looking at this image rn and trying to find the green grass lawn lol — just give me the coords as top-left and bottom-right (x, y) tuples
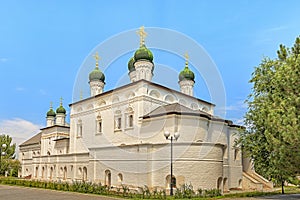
(1, 177), (300, 199)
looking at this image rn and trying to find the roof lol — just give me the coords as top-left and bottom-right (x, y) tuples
(143, 103), (211, 119)
(70, 79), (215, 107)
(142, 103), (237, 125)
(19, 132), (42, 147)
(40, 124), (70, 130)
(53, 137), (69, 141)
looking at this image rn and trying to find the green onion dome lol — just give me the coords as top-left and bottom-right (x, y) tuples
(89, 67), (105, 82)
(134, 44), (153, 62)
(128, 57), (135, 72)
(56, 105), (66, 114)
(179, 66), (195, 81)
(47, 108), (56, 117)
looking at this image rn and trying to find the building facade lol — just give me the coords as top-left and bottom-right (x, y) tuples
(19, 27), (263, 192)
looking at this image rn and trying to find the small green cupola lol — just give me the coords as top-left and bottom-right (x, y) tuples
(46, 102), (56, 117)
(179, 66), (195, 81)
(134, 44), (153, 62)
(89, 52), (105, 82)
(89, 67), (105, 82)
(128, 57), (135, 72)
(56, 97), (66, 114)
(179, 53), (195, 82)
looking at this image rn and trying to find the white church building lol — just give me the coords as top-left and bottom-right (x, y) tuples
(19, 27), (271, 192)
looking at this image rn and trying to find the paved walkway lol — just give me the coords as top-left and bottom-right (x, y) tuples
(224, 194), (300, 200)
(0, 184), (119, 200)
(1, 184), (300, 200)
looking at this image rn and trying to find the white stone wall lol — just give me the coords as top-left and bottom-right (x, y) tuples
(19, 79), (244, 191)
(87, 142), (223, 189)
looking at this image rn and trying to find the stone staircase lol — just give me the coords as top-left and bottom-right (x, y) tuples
(242, 171), (273, 191)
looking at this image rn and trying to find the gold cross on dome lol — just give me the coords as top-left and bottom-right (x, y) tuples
(50, 101), (53, 109)
(184, 52), (189, 61)
(60, 97), (63, 105)
(184, 52), (189, 67)
(137, 26), (147, 46)
(93, 52), (100, 67)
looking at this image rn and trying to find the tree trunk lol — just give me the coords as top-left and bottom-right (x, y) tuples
(281, 180), (285, 194)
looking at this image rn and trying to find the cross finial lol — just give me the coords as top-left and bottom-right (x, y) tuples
(184, 52), (189, 67)
(93, 52), (100, 67)
(60, 97), (63, 106)
(184, 52), (189, 61)
(136, 26), (147, 47)
(50, 101), (53, 109)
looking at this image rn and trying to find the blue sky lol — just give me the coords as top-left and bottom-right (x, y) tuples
(0, 0), (300, 145)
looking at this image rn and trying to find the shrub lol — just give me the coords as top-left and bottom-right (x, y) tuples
(0, 178), (222, 199)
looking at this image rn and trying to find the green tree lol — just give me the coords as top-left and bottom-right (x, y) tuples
(0, 134), (17, 176)
(240, 36), (300, 194)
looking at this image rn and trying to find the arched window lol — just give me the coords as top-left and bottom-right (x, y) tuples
(49, 167), (54, 180)
(83, 167), (87, 181)
(117, 173), (123, 184)
(128, 115), (133, 127)
(125, 107), (134, 129)
(166, 175), (176, 189)
(35, 167), (38, 178)
(223, 177), (228, 192)
(41, 167), (45, 179)
(238, 179), (242, 188)
(234, 148), (241, 160)
(114, 110), (122, 131)
(63, 166), (67, 180)
(77, 119), (83, 137)
(60, 167), (63, 176)
(78, 167), (82, 178)
(217, 177), (222, 190)
(105, 170), (111, 186)
(96, 115), (102, 134)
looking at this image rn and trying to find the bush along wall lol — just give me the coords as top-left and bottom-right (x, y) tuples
(0, 177), (222, 199)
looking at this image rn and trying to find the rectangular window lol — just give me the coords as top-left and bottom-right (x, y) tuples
(77, 124), (82, 137)
(114, 116), (122, 131)
(97, 120), (102, 133)
(128, 114), (133, 127)
(114, 111), (122, 132)
(117, 117), (121, 129)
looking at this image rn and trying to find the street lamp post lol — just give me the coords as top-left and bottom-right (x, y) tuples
(164, 131), (180, 196)
(0, 143), (7, 175)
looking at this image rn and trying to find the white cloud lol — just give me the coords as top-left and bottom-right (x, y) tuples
(39, 89), (47, 95)
(0, 118), (42, 148)
(216, 100), (247, 113)
(0, 58), (8, 62)
(233, 118), (244, 126)
(264, 25), (288, 33)
(16, 87), (25, 92)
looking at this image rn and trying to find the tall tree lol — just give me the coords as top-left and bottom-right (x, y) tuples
(0, 134), (17, 175)
(240, 36), (300, 194)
